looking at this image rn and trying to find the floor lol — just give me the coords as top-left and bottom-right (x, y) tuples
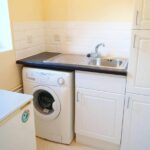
(37, 138), (97, 150)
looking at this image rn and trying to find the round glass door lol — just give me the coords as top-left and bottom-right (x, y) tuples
(33, 86), (61, 120)
(34, 90), (55, 115)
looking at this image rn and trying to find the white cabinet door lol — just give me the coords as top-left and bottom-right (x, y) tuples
(121, 94), (150, 150)
(134, 0), (150, 29)
(127, 30), (150, 95)
(75, 88), (124, 145)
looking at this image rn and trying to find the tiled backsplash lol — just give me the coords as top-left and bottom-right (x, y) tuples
(13, 21), (132, 60)
(13, 22), (45, 60)
(45, 21), (132, 58)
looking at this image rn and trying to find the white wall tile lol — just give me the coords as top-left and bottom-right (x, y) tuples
(13, 21), (46, 60)
(45, 21), (132, 58)
(13, 21), (132, 60)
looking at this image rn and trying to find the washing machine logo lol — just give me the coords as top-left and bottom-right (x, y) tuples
(22, 110), (30, 123)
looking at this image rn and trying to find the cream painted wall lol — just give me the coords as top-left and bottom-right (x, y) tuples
(0, 51), (22, 90)
(9, 0), (44, 22)
(44, 0), (69, 21)
(43, 0), (133, 22)
(0, 0), (44, 90)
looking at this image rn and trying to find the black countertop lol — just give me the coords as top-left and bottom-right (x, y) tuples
(16, 52), (127, 76)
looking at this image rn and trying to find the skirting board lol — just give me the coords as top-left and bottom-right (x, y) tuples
(76, 134), (120, 150)
(12, 85), (23, 93)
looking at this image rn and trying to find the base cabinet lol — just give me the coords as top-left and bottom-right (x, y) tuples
(121, 94), (150, 150)
(75, 71), (126, 149)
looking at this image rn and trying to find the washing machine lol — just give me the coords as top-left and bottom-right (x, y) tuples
(22, 67), (74, 144)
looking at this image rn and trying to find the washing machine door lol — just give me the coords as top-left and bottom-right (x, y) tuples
(32, 86), (61, 120)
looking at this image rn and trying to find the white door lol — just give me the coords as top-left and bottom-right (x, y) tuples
(134, 0), (150, 29)
(121, 94), (150, 150)
(75, 88), (125, 144)
(127, 30), (150, 95)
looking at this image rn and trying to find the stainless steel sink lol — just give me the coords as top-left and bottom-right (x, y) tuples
(43, 54), (128, 70)
(88, 58), (128, 70)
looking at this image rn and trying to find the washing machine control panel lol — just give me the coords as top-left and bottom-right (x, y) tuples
(37, 72), (50, 83)
(26, 72), (36, 81)
(25, 71), (66, 86)
(57, 78), (65, 85)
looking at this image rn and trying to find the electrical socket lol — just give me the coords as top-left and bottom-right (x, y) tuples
(27, 35), (33, 44)
(65, 35), (72, 42)
(53, 34), (61, 42)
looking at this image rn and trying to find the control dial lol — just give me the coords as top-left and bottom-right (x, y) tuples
(57, 78), (65, 85)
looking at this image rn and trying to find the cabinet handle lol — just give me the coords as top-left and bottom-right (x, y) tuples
(135, 11), (139, 26)
(77, 92), (80, 102)
(127, 97), (131, 109)
(133, 35), (136, 48)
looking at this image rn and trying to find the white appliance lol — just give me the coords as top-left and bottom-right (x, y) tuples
(23, 67), (74, 144)
(0, 90), (36, 150)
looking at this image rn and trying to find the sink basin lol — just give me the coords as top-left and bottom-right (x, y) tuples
(88, 58), (128, 70)
(43, 54), (128, 70)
